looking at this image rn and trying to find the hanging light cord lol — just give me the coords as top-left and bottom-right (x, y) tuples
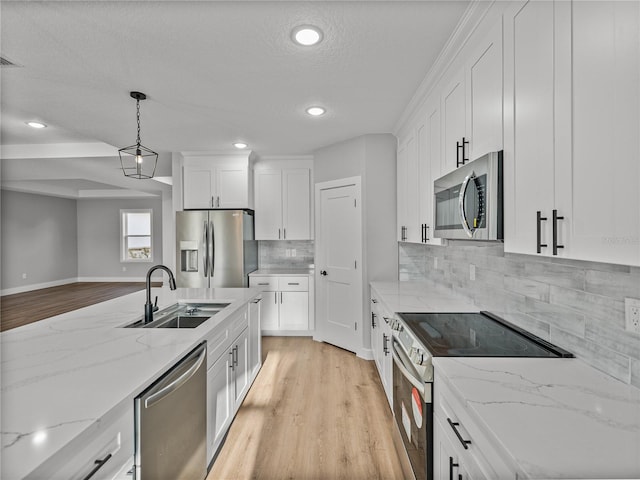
(136, 99), (142, 147)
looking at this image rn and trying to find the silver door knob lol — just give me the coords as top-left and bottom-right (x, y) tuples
(320, 270), (328, 276)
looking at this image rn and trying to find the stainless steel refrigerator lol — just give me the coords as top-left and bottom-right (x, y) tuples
(176, 209), (257, 288)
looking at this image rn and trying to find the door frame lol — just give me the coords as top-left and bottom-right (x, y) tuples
(313, 176), (365, 357)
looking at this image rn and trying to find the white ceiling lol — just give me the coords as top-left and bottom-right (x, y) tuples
(0, 1), (470, 198)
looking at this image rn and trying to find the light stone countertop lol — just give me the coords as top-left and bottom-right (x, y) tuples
(434, 357), (640, 479)
(371, 280), (640, 479)
(0, 286), (261, 480)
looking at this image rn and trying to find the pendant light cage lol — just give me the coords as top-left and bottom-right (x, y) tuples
(119, 91), (158, 180)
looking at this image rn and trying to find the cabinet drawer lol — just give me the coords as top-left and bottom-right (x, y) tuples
(434, 373), (516, 479)
(249, 276), (278, 291)
(228, 306), (249, 341)
(278, 276), (308, 291)
(27, 404), (133, 480)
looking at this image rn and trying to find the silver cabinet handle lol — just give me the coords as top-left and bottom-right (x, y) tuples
(211, 196), (214, 208)
(280, 292), (283, 303)
(287, 282), (299, 285)
(278, 228), (281, 239)
(81, 453), (113, 480)
(229, 350), (235, 370)
(233, 345), (239, 366)
(258, 282), (269, 285)
(274, 291), (278, 304)
(209, 220), (215, 276)
(552, 209), (565, 255)
(217, 196), (220, 207)
(145, 345), (206, 408)
(283, 228), (286, 239)
(251, 298), (262, 303)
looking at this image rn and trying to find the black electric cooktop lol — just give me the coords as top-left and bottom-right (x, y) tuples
(397, 311), (573, 358)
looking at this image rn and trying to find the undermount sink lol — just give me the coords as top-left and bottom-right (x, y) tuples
(124, 302), (230, 329)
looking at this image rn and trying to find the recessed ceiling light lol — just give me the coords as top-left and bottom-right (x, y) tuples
(233, 142), (248, 149)
(306, 106), (326, 117)
(292, 25), (323, 46)
(26, 121), (47, 129)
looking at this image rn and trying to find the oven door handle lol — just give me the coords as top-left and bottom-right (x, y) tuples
(392, 339), (428, 401)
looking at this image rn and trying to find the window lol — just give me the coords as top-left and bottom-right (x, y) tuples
(121, 209), (153, 262)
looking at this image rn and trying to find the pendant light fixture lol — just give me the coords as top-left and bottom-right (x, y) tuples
(119, 91), (158, 179)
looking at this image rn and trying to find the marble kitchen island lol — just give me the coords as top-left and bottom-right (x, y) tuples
(0, 286), (261, 480)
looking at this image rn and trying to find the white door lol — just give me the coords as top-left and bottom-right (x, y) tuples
(316, 180), (362, 354)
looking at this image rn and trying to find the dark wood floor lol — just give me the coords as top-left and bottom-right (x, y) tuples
(0, 282), (161, 332)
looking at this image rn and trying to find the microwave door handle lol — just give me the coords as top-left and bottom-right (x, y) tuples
(458, 170), (476, 238)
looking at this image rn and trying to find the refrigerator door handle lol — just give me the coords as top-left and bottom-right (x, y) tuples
(209, 220), (215, 277)
(203, 220), (209, 278)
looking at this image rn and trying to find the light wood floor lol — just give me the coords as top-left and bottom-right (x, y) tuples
(0, 282), (160, 331)
(207, 337), (404, 480)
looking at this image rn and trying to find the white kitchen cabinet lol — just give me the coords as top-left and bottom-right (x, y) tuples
(397, 133), (420, 243)
(207, 346), (232, 462)
(249, 274), (312, 334)
(568, 0), (640, 265)
(27, 403), (133, 480)
(433, 370), (517, 480)
(183, 155), (252, 209)
(370, 289), (393, 409)
(441, 21), (503, 176)
(254, 168), (311, 240)
(504, 0), (639, 266)
(248, 297), (262, 378)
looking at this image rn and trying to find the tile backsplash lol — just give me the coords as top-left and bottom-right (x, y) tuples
(399, 241), (640, 388)
(258, 240), (314, 269)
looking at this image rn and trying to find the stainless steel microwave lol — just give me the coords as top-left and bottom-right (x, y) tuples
(433, 151), (503, 240)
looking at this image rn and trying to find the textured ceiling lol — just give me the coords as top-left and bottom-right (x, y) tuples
(0, 1), (470, 196)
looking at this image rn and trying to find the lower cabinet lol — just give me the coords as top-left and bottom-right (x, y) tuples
(370, 288), (393, 409)
(26, 403), (133, 480)
(205, 301), (260, 465)
(249, 274), (311, 334)
(433, 370), (516, 480)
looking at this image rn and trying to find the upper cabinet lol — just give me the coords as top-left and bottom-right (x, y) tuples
(183, 154), (253, 210)
(504, 0), (640, 265)
(441, 21), (504, 175)
(254, 161), (312, 241)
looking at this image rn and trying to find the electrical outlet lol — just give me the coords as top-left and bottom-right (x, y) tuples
(625, 298), (640, 334)
(22, 273), (27, 279)
(469, 264), (476, 281)
(122, 266), (127, 272)
(291, 249), (296, 257)
(434, 257), (438, 269)
(285, 249), (291, 257)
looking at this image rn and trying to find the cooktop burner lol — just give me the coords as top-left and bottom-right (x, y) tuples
(397, 311), (573, 358)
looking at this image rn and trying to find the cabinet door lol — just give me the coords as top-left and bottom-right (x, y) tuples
(467, 21), (503, 159)
(217, 166), (249, 208)
(279, 291), (309, 330)
(570, 0), (640, 265)
(207, 352), (232, 462)
(503, 0), (556, 255)
(260, 291), (279, 331)
(442, 68), (467, 174)
(417, 121), (431, 243)
(282, 168), (311, 240)
(254, 170), (283, 240)
(183, 165), (214, 209)
(233, 329), (249, 406)
(248, 298), (261, 377)
(397, 140), (408, 242)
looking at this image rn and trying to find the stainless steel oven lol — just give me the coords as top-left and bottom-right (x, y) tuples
(434, 151), (503, 240)
(392, 336), (433, 480)
(389, 311), (573, 480)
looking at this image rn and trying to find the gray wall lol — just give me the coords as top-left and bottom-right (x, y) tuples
(314, 134), (398, 350)
(1, 190), (78, 290)
(399, 241), (640, 388)
(77, 198), (163, 279)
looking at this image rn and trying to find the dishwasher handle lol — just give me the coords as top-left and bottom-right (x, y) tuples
(144, 343), (206, 408)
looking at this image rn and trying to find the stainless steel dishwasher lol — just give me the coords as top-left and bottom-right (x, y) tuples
(134, 342), (207, 480)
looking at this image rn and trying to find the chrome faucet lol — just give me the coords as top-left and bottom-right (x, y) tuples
(144, 264), (177, 324)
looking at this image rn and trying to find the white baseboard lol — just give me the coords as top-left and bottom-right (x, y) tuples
(77, 277), (147, 283)
(1, 276), (151, 296)
(261, 330), (314, 337)
(1, 277), (79, 296)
